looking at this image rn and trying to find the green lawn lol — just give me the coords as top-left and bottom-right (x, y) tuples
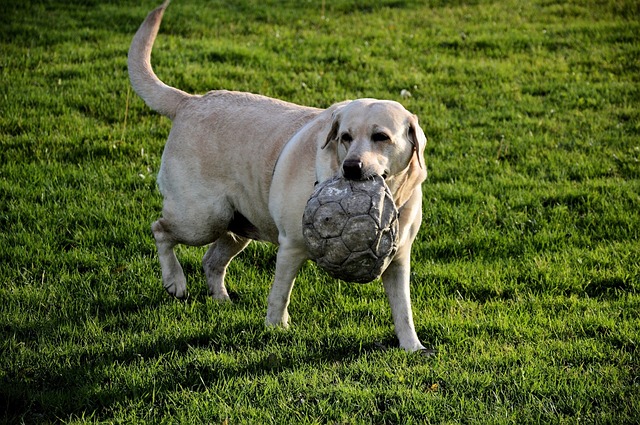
(1, 0), (639, 423)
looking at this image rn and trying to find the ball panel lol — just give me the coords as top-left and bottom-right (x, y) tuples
(302, 225), (325, 258)
(340, 193), (371, 216)
(372, 227), (397, 258)
(342, 250), (379, 283)
(351, 177), (380, 195)
(380, 191), (398, 229)
(302, 197), (321, 225)
(342, 215), (378, 252)
(312, 202), (347, 238)
(320, 237), (351, 266)
(317, 182), (350, 204)
(368, 189), (394, 228)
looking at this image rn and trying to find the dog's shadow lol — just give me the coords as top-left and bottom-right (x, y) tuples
(2, 288), (420, 422)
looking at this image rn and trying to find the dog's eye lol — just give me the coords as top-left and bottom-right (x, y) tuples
(372, 132), (390, 143)
(340, 133), (353, 143)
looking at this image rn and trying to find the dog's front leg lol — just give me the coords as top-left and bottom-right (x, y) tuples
(265, 241), (308, 327)
(382, 254), (425, 352)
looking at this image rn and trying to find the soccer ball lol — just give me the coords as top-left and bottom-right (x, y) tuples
(302, 175), (399, 283)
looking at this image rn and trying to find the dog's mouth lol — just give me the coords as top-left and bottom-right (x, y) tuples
(341, 161), (389, 181)
(344, 172), (388, 182)
(365, 170), (389, 181)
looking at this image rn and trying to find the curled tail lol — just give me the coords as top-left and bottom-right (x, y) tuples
(128, 0), (190, 119)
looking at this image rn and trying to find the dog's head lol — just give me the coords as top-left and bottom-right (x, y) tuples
(319, 99), (427, 206)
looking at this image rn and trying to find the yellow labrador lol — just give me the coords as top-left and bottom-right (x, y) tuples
(129, 1), (429, 352)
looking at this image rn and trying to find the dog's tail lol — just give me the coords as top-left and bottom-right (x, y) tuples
(128, 0), (190, 119)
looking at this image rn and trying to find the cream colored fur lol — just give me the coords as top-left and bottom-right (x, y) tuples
(128, 1), (429, 352)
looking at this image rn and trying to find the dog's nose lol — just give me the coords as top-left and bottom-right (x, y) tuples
(342, 159), (364, 180)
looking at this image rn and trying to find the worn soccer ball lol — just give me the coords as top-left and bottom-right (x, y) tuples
(302, 175), (399, 283)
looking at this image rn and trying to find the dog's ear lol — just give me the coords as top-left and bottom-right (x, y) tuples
(322, 103), (350, 149)
(322, 116), (340, 150)
(407, 114), (427, 169)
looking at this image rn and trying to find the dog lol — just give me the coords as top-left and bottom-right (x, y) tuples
(128, 1), (429, 352)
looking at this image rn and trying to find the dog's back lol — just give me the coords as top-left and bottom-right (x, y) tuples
(159, 89), (320, 243)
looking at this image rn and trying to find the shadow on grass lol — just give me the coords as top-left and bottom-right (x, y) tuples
(0, 293), (415, 423)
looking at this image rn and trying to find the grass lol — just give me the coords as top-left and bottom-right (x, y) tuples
(1, 0), (639, 423)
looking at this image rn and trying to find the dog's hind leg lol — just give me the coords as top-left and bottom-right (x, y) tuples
(203, 233), (250, 301)
(152, 218), (187, 299)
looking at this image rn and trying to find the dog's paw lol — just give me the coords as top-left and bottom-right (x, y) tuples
(163, 277), (187, 299)
(210, 292), (232, 302)
(265, 312), (290, 329)
(208, 284), (234, 302)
